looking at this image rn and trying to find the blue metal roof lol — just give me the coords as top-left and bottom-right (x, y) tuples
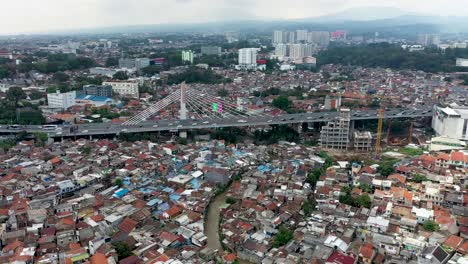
(76, 94), (112, 102)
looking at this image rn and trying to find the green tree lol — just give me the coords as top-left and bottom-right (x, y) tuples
(226, 197), (237, 204)
(0, 139), (16, 152)
(33, 132), (48, 147)
(81, 146), (92, 156)
(29, 90), (45, 100)
(302, 199), (316, 216)
(272, 95), (292, 111)
(423, 220), (440, 232)
(106, 57), (119, 67)
(141, 65), (162, 76)
(355, 194), (372, 208)
(217, 89), (229, 97)
(113, 71), (129, 80)
(6, 87), (26, 107)
(411, 173), (429, 183)
(115, 178), (123, 187)
(359, 183), (373, 193)
(52, 71), (70, 83)
(378, 158), (398, 176)
(273, 226), (294, 248)
(113, 242), (133, 260)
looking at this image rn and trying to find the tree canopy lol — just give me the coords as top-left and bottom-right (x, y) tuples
(272, 95), (292, 111)
(272, 226), (294, 248)
(317, 43), (468, 73)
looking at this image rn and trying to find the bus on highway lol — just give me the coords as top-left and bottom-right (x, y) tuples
(43, 125), (58, 130)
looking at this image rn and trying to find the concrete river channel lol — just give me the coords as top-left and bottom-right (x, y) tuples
(205, 189), (253, 264)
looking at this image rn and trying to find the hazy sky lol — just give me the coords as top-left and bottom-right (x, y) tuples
(1, 0), (467, 35)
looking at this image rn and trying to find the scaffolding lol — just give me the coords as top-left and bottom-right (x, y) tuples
(353, 131), (373, 152)
(319, 108), (351, 150)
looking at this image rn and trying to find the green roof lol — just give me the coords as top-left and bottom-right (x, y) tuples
(71, 253), (90, 262)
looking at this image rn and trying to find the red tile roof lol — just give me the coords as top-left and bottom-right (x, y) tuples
(444, 235), (463, 249)
(159, 231), (179, 243)
(91, 252), (108, 264)
(450, 151), (465, 162)
(119, 217), (138, 233)
(360, 243), (374, 259)
(327, 251), (355, 264)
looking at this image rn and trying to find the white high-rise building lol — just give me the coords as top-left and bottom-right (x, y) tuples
(181, 50), (194, 64)
(287, 44), (315, 59)
(238, 48), (258, 69)
(47, 91), (76, 110)
(288, 31), (296, 44)
(296, 30), (308, 42)
(289, 44), (303, 59)
(273, 30), (285, 44)
(307, 31), (330, 46)
(274, 44), (288, 58)
(418, 34), (440, 46)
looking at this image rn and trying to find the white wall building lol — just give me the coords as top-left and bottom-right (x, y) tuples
(181, 50), (194, 64)
(296, 30), (308, 42)
(273, 30), (285, 44)
(103, 80), (139, 98)
(274, 44), (288, 58)
(432, 105), (468, 142)
(456, 58), (468, 67)
(47, 91), (76, 110)
(237, 48), (258, 70)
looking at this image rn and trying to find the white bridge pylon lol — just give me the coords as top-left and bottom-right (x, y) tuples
(122, 82), (271, 126)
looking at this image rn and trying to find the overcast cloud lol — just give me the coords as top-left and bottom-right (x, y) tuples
(1, 0), (467, 35)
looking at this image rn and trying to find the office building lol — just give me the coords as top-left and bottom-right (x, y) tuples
(274, 44), (288, 58)
(432, 105), (468, 142)
(118, 58), (150, 70)
(296, 30), (308, 42)
(418, 34), (440, 46)
(103, 80), (139, 98)
(319, 108), (351, 150)
(237, 48), (258, 70)
(47, 91), (76, 110)
(181, 50), (194, 64)
(82, 84), (113, 98)
(201, 46), (222, 56)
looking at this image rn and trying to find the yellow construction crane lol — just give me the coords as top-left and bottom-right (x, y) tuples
(375, 106), (384, 155)
(375, 78), (391, 155)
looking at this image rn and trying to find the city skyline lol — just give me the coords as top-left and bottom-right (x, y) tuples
(2, 0), (468, 35)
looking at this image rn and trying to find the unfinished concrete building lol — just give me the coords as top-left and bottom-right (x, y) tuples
(353, 131), (372, 152)
(319, 108), (351, 150)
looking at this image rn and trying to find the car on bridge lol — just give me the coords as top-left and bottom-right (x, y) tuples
(237, 120), (247, 123)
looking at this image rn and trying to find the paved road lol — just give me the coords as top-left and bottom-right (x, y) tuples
(0, 107), (433, 138)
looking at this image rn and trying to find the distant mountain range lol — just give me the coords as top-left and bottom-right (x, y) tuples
(49, 6), (468, 36)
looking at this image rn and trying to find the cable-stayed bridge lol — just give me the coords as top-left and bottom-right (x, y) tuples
(0, 83), (433, 138)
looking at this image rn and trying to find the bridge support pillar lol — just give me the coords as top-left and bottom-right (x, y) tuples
(295, 123), (303, 134)
(179, 130), (187, 139)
